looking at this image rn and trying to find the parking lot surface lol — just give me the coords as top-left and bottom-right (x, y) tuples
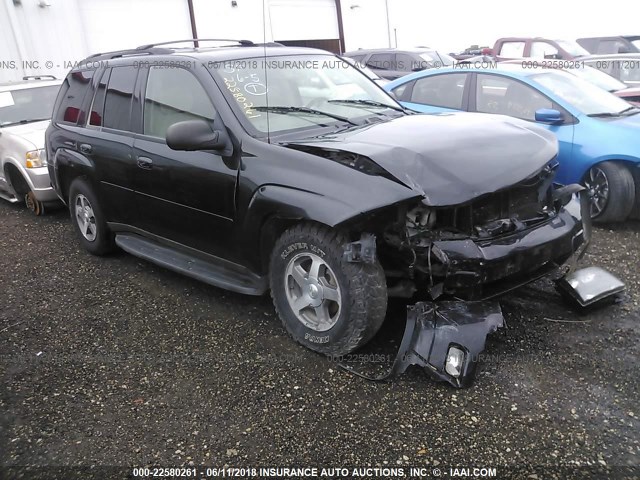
(1, 202), (639, 473)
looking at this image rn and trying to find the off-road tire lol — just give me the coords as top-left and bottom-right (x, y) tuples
(270, 223), (387, 356)
(68, 177), (115, 256)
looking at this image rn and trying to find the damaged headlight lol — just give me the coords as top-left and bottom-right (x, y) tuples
(445, 345), (465, 378)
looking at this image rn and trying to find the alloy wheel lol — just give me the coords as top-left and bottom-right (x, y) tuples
(75, 194), (97, 242)
(584, 166), (609, 218)
(284, 252), (342, 332)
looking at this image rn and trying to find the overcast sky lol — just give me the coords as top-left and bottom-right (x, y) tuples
(382, 0), (640, 52)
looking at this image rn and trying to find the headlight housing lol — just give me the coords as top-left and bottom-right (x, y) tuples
(445, 345), (465, 378)
(26, 149), (47, 168)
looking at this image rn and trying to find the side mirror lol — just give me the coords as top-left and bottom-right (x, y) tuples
(535, 108), (564, 124)
(166, 119), (229, 153)
(544, 53), (562, 60)
(618, 45), (631, 54)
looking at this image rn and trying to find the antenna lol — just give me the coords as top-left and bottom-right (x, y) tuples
(262, 0), (271, 143)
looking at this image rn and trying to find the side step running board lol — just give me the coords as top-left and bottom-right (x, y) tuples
(0, 190), (19, 203)
(115, 234), (267, 296)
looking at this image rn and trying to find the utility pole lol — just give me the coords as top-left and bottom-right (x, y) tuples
(385, 0), (392, 48)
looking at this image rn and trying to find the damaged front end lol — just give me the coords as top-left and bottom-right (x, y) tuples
(380, 161), (592, 301)
(342, 164), (624, 388)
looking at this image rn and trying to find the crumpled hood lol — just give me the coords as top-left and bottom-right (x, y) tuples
(1, 120), (49, 150)
(287, 112), (558, 206)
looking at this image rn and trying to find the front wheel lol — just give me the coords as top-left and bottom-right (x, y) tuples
(584, 162), (635, 223)
(24, 190), (45, 216)
(269, 223), (387, 355)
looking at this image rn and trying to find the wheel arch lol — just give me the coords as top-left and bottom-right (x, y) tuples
(578, 156), (640, 183)
(3, 160), (30, 197)
(247, 185), (419, 275)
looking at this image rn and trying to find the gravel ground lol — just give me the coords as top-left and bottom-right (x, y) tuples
(1, 201), (639, 477)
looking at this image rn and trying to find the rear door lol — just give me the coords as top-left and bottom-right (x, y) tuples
(131, 65), (237, 259)
(78, 66), (139, 225)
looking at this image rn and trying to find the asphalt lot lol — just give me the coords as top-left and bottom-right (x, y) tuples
(1, 201), (639, 476)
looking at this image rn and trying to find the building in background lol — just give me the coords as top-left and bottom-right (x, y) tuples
(2, 0), (639, 83)
(1, 0), (383, 83)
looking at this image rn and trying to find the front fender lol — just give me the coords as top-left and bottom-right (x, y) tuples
(239, 183), (419, 273)
(2, 157), (34, 191)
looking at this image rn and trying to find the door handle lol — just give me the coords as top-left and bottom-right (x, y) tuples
(137, 156), (153, 169)
(79, 143), (92, 154)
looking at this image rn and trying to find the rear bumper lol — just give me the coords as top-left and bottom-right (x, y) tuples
(432, 193), (589, 299)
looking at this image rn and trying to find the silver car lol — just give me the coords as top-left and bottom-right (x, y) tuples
(0, 76), (62, 215)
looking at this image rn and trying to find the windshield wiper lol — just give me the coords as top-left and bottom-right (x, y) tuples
(619, 106), (640, 116)
(253, 106), (356, 125)
(0, 117), (50, 127)
(587, 112), (621, 118)
(328, 99), (406, 112)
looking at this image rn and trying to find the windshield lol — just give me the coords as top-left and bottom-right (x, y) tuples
(421, 52), (455, 67)
(0, 85), (59, 126)
(554, 40), (590, 57)
(212, 55), (401, 135)
(531, 71), (631, 115)
(569, 66), (627, 91)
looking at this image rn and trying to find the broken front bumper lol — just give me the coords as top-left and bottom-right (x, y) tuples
(432, 193), (590, 299)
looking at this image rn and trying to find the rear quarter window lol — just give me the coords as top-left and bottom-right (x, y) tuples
(55, 70), (94, 124)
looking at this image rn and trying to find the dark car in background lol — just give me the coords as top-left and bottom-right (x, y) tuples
(46, 41), (596, 387)
(342, 48), (455, 80)
(582, 54), (640, 87)
(578, 36), (640, 55)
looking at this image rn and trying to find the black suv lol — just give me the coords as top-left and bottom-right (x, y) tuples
(47, 40), (592, 384)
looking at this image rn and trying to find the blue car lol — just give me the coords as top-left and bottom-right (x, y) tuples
(385, 64), (640, 222)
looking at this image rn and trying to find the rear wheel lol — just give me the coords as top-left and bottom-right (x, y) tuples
(270, 223), (387, 355)
(584, 162), (635, 223)
(68, 178), (115, 255)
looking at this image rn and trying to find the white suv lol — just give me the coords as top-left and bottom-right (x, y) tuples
(0, 76), (62, 214)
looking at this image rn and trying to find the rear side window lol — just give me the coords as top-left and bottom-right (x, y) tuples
(410, 73), (467, 109)
(143, 66), (216, 138)
(391, 81), (414, 101)
(103, 66), (137, 131)
(55, 70), (94, 124)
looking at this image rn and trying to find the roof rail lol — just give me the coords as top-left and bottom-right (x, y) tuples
(85, 47), (174, 62)
(136, 38), (255, 50)
(22, 75), (57, 80)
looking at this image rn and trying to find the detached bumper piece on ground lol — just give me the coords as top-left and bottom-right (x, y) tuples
(342, 269), (625, 389)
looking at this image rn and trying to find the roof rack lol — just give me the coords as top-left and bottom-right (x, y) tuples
(81, 39), (257, 65)
(85, 47), (174, 62)
(136, 38), (255, 50)
(22, 75), (57, 80)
